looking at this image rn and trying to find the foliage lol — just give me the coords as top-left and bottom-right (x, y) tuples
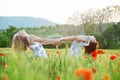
(84, 23), (97, 35)
(0, 21), (120, 49)
(0, 26), (19, 47)
(96, 22), (120, 49)
(67, 5), (120, 35)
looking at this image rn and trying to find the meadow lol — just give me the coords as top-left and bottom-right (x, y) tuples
(0, 48), (120, 80)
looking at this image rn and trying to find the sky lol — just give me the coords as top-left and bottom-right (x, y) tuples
(0, 0), (120, 24)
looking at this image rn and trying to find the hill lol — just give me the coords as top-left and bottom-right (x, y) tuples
(0, 16), (56, 29)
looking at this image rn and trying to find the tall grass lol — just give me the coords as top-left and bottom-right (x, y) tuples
(0, 48), (120, 80)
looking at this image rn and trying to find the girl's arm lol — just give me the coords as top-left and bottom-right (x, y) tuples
(59, 36), (87, 42)
(40, 39), (60, 45)
(30, 35), (59, 45)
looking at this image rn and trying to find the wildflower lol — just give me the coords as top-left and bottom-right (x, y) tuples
(91, 51), (97, 59)
(91, 67), (97, 74)
(112, 70), (116, 73)
(110, 55), (116, 60)
(103, 75), (109, 80)
(118, 61), (120, 66)
(0, 53), (4, 56)
(97, 50), (105, 54)
(57, 75), (61, 80)
(56, 50), (60, 54)
(3, 62), (7, 67)
(75, 68), (93, 80)
(84, 56), (87, 59)
(3, 75), (7, 80)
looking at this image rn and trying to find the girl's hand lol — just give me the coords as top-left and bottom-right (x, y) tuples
(53, 39), (61, 45)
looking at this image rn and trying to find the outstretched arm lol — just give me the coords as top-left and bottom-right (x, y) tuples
(59, 36), (87, 42)
(30, 35), (59, 45)
(40, 39), (59, 45)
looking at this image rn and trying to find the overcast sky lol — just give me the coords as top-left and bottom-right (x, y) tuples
(0, 0), (120, 24)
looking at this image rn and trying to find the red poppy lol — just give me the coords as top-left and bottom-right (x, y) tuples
(103, 75), (109, 80)
(75, 68), (93, 80)
(56, 50), (60, 54)
(3, 62), (7, 67)
(97, 50), (105, 54)
(3, 75), (7, 80)
(57, 75), (61, 80)
(110, 55), (116, 60)
(91, 51), (97, 59)
(0, 53), (4, 56)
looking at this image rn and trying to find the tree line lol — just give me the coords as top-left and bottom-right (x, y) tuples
(0, 22), (120, 49)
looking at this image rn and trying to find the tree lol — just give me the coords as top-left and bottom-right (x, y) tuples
(0, 26), (19, 47)
(67, 5), (120, 35)
(100, 22), (120, 49)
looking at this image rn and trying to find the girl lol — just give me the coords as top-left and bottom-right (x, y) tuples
(58, 35), (98, 56)
(12, 30), (59, 58)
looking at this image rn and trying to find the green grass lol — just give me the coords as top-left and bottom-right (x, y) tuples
(0, 48), (120, 80)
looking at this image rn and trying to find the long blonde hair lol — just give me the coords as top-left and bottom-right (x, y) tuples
(12, 33), (30, 51)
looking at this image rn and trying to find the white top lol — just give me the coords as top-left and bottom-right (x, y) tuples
(30, 42), (47, 58)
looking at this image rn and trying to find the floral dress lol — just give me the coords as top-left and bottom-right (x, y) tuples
(30, 42), (47, 58)
(69, 36), (91, 56)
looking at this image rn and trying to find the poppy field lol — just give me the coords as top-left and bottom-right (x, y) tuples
(0, 48), (120, 80)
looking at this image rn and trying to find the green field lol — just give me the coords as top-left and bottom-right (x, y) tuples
(0, 48), (120, 80)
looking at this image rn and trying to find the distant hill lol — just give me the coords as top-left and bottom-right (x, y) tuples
(0, 16), (56, 29)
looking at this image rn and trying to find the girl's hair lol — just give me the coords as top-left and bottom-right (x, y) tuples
(12, 33), (30, 51)
(84, 42), (98, 54)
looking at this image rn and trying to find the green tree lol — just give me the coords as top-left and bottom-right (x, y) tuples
(100, 22), (120, 49)
(0, 26), (19, 47)
(0, 33), (9, 47)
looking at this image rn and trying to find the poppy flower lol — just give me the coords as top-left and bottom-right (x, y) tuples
(103, 75), (109, 80)
(57, 75), (61, 80)
(75, 68), (93, 80)
(3, 75), (7, 80)
(56, 50), (60, 54)
(110, 55), (116, 60)
(97, 50), (105, 54)
(0, 53), (4, 57)
(3, 62), (7, 67)
(91, 51), (98, 59)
